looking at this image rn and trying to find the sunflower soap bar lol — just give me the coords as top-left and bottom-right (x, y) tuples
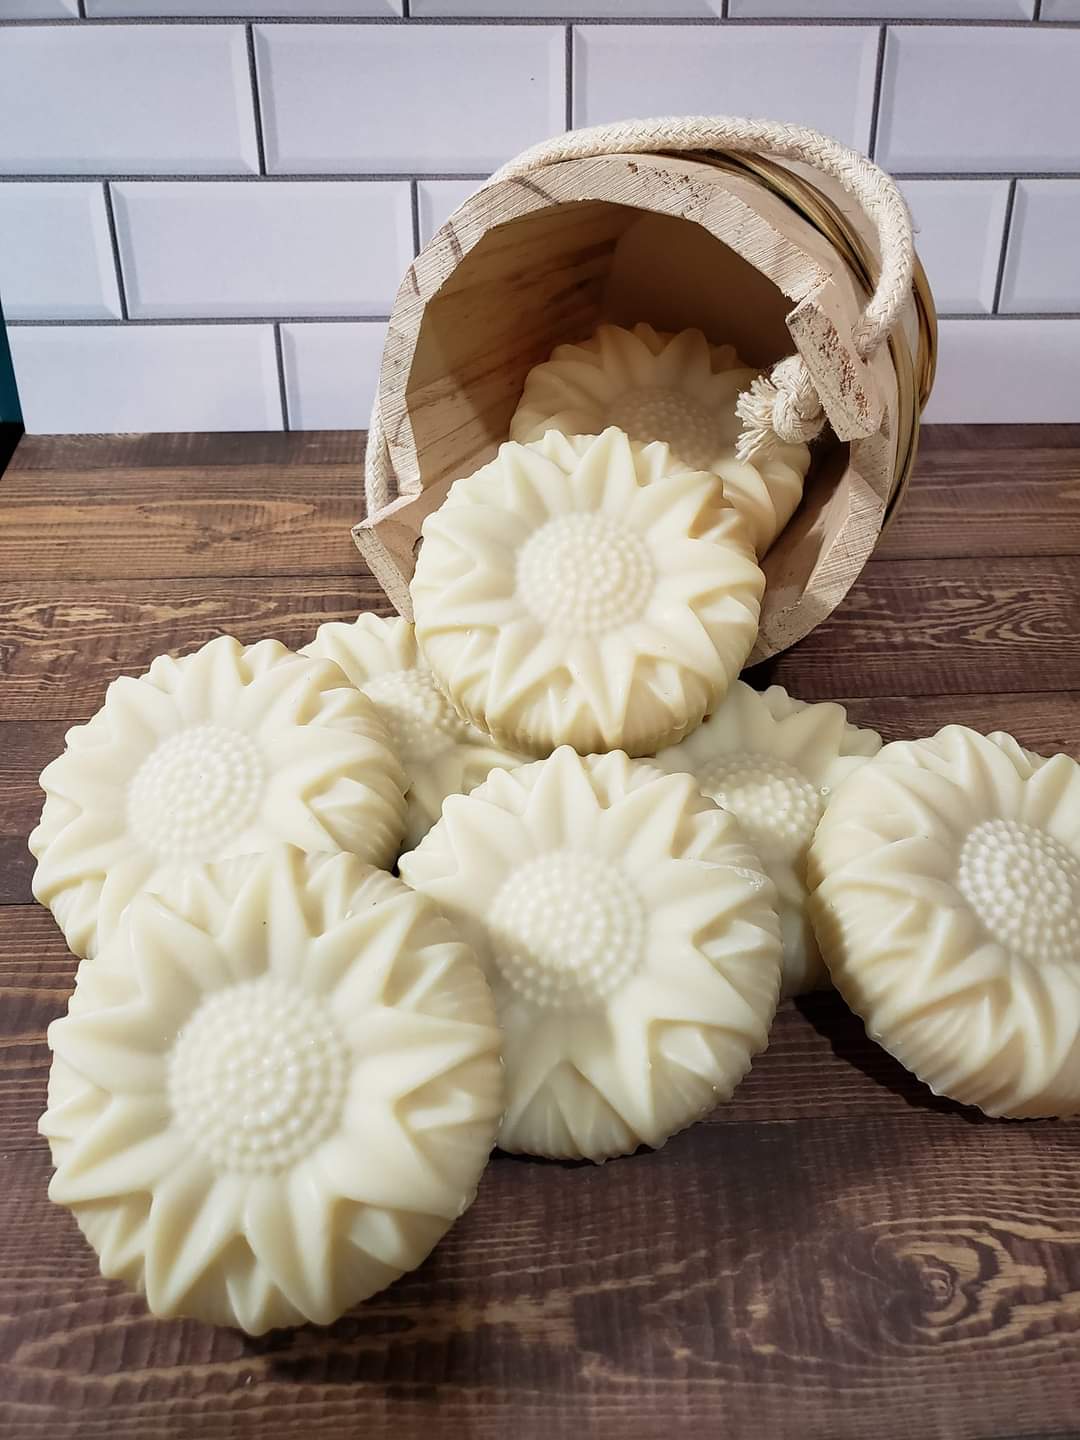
(302, 613), (528, 849)
(656, 683), (881, 998)
(809, 726), (1080, 1117)
(400, 747), (783, 1161)
(30, 635), (407, 959)
(510, 322), (811, 555)
(40, 849), (504, 1333)
(411, 428), (764, 758)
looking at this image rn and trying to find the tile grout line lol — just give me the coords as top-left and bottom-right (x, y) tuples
(409, 180), (420, 259)
(8, 312), (1080, 328)
(1033, 0), (1044, 18)
(2, 16), (1079, 27)
(564, 24), (573, 132)
(76, 0), (86, 16)
(866, 25), (887, 161)
(992, 179), (1018, 315)
(5, 172), (1077, 186)
(272, 322), (290, 432)
(245, 24), (268, 178)
(101, 182), (129, 323)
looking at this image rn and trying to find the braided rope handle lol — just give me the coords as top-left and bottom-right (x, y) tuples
(365, 116), (913, 514)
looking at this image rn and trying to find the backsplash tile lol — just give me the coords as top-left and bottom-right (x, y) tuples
(877, 26), (1080, 174)
(281, 322), (387, 429)
(2, 12), (1077, 431)
(255, 25), (565, 174)
(87, 2), (401, 13)
(923, 320), (1080, 424)
(113, 181), (412, 318)
(1000, 182), (1080, 315)
(573, 25), (879, 151)
(0, 183), (122, 321)
(900, 180), (1011, 316)
(416, 179), (483, 247)
(7, 325), (282, 434)
(0, 26), (259, 177)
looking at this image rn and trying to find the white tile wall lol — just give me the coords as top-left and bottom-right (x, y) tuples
(729, 1), (1031, 14)
(7, 325), (282, 434)
(87, 2), (400, 13)
(416, 179), (482, 247)
(900, 180), (1011, 316)
(573, 26), (879, 151)
(3, 9), (1079, 432)
(999, 183), (1080, 315)
(0, 27), (260, 178)
(0, 183), (122, 321)
(255, 25), (565, 175)
(924, 320), (1080, 424)
(5, 0), (78, 15)
(281, 322), (387, 429)
(877, 27), (1080, 174)
(112, 181), (412, 318)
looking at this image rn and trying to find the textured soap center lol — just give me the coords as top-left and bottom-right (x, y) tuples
(169, 976), (347, 1175)
(516, 514), (654, 635)
(608, 385), (724, 471)
(364, 667), (465, 763)
(699, 752), (823, 861)
(957, 818), (1080, 964)
(489, 852), (645, 1009)
(127, 724), (263, 859)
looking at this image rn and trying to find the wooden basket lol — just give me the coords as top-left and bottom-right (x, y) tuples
(354, 118), (936, 663)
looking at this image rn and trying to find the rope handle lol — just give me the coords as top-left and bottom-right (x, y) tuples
(365, 116), (914, 511)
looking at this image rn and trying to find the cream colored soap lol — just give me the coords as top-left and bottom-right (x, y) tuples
(30, 635), (407, 959)
(411, 428), (765, 758)
(510, 322), (811, 555)
(39, 848), (504, 1334)
(400, 747), (782, 1161)
(301, 613), (528, 849)
(656, 682), (881, 999)
(809, 725), (1080, 1118)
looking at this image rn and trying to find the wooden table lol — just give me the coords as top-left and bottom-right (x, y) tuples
(2, 426), (1079, 1440)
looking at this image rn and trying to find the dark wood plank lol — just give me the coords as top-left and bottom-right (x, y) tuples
(879, 428), (1080, 560)
(0, 465), (365, 580)
(0, 576), (391, 722)
(755, 556), (1080, 703)
(841, 691), (1080, 759)
(6, 430), (363, 473)
(3, 1112), (1080, 1440)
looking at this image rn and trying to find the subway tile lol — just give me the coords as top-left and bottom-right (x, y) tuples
(416, 179), (483, 248)
(0, 183), (121, 321)
(573, 25), (878, 150)
(7, 325), (282, 434)
(280, 322), (386, 430)
(255, 24), (565, 174)
(877, 27), (1080, 174)
(922, 320), (1080, 424)
(900, 180), (1010, 316)
(86, 1), (401, 14)
(113, 181), (411, 319)
(412, 2), (717, 13)
(0, 26), (259, 177)
(5, 0), (79, 15)
(1000, 182), (1080, 315)
(1041, 0), (1080, 17)
(729, 1), (1031, 13)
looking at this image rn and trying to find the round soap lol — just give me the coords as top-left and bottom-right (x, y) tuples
(808, 725), (1080, 1118)
(399, 747), (782, 1161)
(510, 322), (811, 555)
(301, 613), (528, 849)
(410, 427), (765, 759)
(39, 848), (504, 1333)
(30, 634), (407, 959)
(655, 682), (881, 999)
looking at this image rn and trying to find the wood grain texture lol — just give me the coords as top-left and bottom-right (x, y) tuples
(2, 425), (1080, 1440)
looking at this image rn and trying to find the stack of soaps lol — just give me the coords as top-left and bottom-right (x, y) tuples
(28, 321), (1080, 1338)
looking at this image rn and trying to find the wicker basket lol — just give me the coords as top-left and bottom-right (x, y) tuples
(354, 117), (936, 663)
